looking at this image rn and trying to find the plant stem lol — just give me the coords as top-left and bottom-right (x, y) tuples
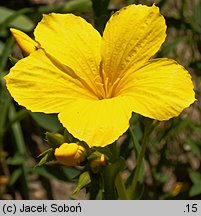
(129, 127), (141, 156)
(115, 172), (128, 200)
(129, 120), (152, 199)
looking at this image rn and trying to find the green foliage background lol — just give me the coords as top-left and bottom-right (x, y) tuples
(0, 0), (201, 199)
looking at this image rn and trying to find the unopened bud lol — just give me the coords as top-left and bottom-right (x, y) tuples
(10, 28), (40, 54)
(90, 154), (106, 173)
(54, 143), (86, 166)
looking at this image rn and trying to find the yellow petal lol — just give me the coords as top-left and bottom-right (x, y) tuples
(58, 97), (132, 147)
(90, 154), (107, 173)
(5, 49), (97, 113)
(118, 58), (196, 120)
(10, 28), (40, 54)
(102, 4), (166, 85)
(54, 143), (86, 166)
(34, 13), (105, 99)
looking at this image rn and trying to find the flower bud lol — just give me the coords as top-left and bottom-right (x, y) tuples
(45, 132), (65, 148)
(10, 28), (40, 54)
(90, 154), (106, 173)
(54, 143), (86, 166)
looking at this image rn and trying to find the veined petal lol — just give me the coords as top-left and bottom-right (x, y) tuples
(10, 28), (40, 54)
(58, 97), (132, 147)
(34, 13), (104, 99)
(5, 49), (97, 113)
(118, 58), (196, 120)
(102, 4), (166, 84)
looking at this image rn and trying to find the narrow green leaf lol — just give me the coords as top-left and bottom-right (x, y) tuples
(37, 0), (92, 14)
(187, 139), (201, 158)
(188, 169), (201, 184)
(87, 151), (103, 160)
(37, 148), (54, 158)
(102, 157), (126, 199)
(9, 55), (19, 66)
(0, 37), (14, 71)
(158, 38), (182, 57)
(35, 148), (55, 167)
(32, 166), (81, 182)
(8, 168), (23, 186)
(189, 183), (201, 197)
(7, 152), (27, 165)
(73, 171), (91, 195)
(0, 7), (34, 32)
(193, 1), (201, 32)
(6, 109), (28, 131)
(8, 103), (29, 199)
(29, 112), (63, 132)
(0, 41), (4, 56)
(158, 0), (168, 8)
(8, 104), (26, 154)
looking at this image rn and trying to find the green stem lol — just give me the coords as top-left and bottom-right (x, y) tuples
(115, 172), (128, 200)
(129, 127), (141, 156)
(129, 120), (152, 199)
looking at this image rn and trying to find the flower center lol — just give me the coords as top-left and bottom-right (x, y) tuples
(93, 63), (121, 100)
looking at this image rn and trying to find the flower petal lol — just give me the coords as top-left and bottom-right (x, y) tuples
(34, 13), (104, 99)
(102, 4), (166, 84)
(5, 49), (97, 113)
(10, 28), (40, 54)
(118, 58), (196, 120)
(58, 97), (132, 147)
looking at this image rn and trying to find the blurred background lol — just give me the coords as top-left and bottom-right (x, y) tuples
(0, 0), (201, 200)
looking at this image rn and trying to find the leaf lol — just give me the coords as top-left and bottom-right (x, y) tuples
(153, 169), (167, 183)
(157, 37), (182, 57)
(35, 148), (55, 167)
(188, 169), (201, 184)
(29, 112), (63, 132)
(64, 129), (75, 143)
(87, 151), (103, 160)
(0, 41), (4, 56)
(189, 183), (201, 197)
(8, 168), (22, 186)
(9, 55), (19, 65)
(130, 182), (144, 200)
(62, 0), (92, 13)
(37, 148), (54, 158)
(7, 152), (27, 165)
(158, 0), (168, 8)
(193, 1), (201, 33)
(87, 175), (103, 200)
(6, 109), (28, 130)
(73, 171), (91, 195)
(0, 7), (34, 32)
(33, 166), (80, 182)
(187, 139), (201, 158)
(37, 0), (92, 14)
(0, 37), (14, 71)
(102, 157), (126, 199)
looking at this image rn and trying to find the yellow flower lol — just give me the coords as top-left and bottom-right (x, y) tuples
(90, 154), (107, 173)
(54, 143), (86, 166)
(10, 28), (40, 54)
(5, 5), (195, 147)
